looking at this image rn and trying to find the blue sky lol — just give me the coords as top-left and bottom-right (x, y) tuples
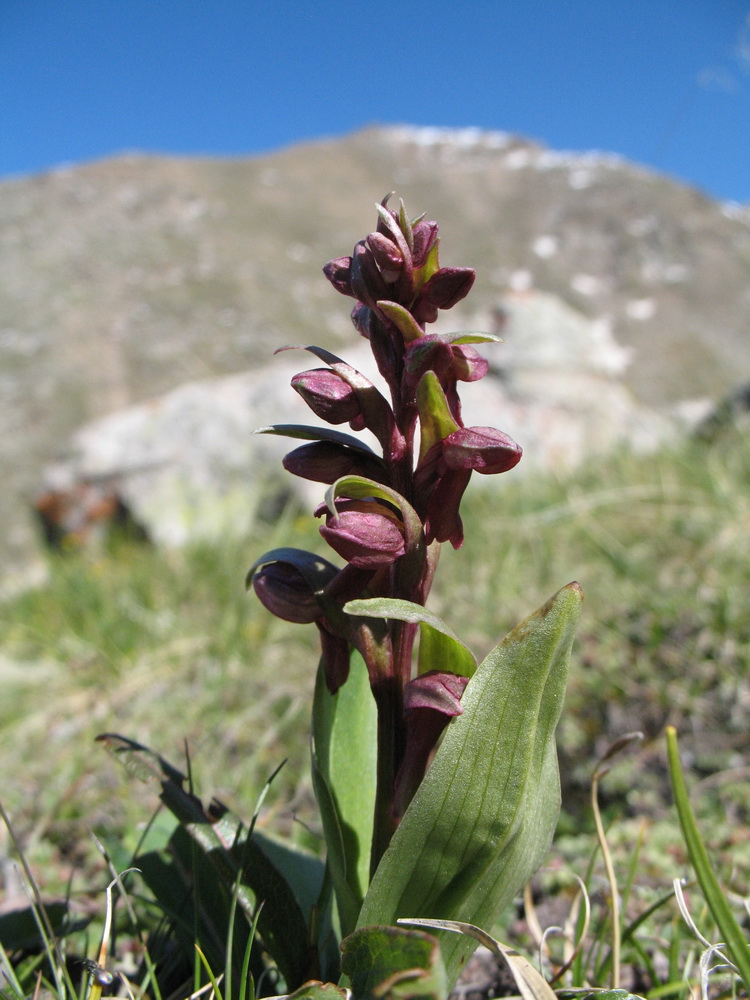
(3, 0), (749, 202)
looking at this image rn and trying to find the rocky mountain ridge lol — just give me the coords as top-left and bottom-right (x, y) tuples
(2, 125), (749, 588)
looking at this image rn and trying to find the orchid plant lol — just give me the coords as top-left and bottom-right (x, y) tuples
(102, 197), (581, 998)
(243, 195), (583, 993)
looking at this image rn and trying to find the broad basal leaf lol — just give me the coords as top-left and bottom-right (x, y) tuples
(356, 583), (583, 987)
(312, 649), (377, 937)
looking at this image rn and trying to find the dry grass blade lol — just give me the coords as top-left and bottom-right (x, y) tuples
(397, 918), (557, 1000)
(591, 732), (644, 989)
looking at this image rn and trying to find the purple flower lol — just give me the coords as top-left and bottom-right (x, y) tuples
(414, 427), (522, 547)
(251, 561), (325, 624)
(442, 425), (522, 475)
(322, 197), (474, 337)
(292, 368), (364, 428)
(318, 499), (407, 568)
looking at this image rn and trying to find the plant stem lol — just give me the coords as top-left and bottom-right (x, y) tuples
(370, 677), (405, 878)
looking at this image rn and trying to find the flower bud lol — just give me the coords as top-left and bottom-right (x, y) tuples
(350, 241), (390, 309)
(366, 231), (404, 283)
(319, 500), (406, 568)
(420, 267), (475, 310)
(251, 562), (322, 624)
(411, 220), (439, 268)
(442, 426), (522, 475)
(323, 256), (354, 297)
(291, 368), (362, 425)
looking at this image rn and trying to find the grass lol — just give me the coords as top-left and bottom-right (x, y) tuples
(1, 428), (749, 996)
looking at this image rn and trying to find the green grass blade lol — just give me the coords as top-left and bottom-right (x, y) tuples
(195, 944), (225, 1000)
(666, 726), (750, 993)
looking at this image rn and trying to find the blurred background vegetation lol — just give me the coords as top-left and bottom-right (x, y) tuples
(3, 426), (749, 903)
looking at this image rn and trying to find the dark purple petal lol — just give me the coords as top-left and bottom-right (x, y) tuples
(291, 368), (363, 425)
(350, 241), (390, 309)
(451, 345), (489, 382)
(322, 256), (354, 297)
(423, 467), (472, 548)
(411, 297), (439, 326)
(352, 303), (372, 338)
(366, 231), (404, 283)
(403, 670), (468, 714)
(442, 426), (522, 475)
(404, 337), (455, 382)
(251, 562), (323, 624)
(283, 441), (388, 485)
(420, 267), (476, 309)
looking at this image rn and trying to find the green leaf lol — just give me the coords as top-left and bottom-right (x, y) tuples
(398, 199), (414, 252)
(343, 598), (476, 679)
(667, 726), (750, 994)
(341, 925), (448, 1000)
(312, 650), (377, 938)
(413, 238), (441, 292)
(138, 824), (262, 992)
(255, 424), (377, 455)
(577, 992), (647, 1000)
(356, 583), (583, 987)
(0, 903), (72, 953)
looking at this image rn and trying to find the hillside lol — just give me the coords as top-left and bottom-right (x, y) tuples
(2, 125), (750, 585)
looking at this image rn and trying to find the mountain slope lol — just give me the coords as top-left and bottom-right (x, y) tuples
(1, 125), (749, 583)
